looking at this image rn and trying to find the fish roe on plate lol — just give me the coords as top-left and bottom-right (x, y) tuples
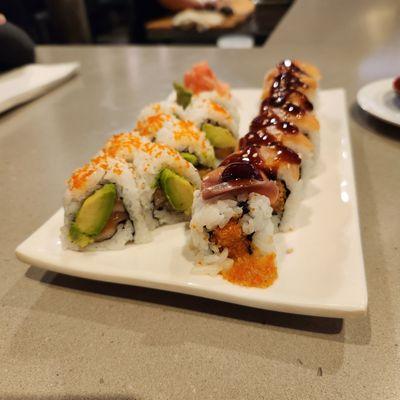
(222, 252), (277, 288)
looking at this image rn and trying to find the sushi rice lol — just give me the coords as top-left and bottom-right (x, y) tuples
(135, 102), (216, 169)
(184, 93), (239, 138)
(190, 191), (275, 275)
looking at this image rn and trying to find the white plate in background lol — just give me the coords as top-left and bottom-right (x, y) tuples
(16, 88), (367, 318)
(357, 78), (400, 126)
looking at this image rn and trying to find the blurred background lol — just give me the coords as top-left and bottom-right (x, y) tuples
(0, 0), (293, 48)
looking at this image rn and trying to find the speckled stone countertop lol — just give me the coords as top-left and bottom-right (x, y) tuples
(1, 0), (400, 398)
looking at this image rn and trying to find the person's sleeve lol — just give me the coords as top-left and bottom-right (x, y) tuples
(0, 22), (35, 72)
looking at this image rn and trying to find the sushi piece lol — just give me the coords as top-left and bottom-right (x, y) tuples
(135, 101), (185, 137)
(240, 109), (315, 179)
(244, 109), (314, 159)
(135, 102), (216, 176)
(130, 142), (201, 228)
(171, 61), (237, 114)
(102, 135), (201, 228)
(184, 94), (239, 160)
(262, 59), (321, 102)
(168, 62), (239, 160)
(220, 145), (302, 231)
(259, 91), (319, 140)
(260, 59), (320, 153)
(190, 159), (279, 288)
(61, 155), (150, 251)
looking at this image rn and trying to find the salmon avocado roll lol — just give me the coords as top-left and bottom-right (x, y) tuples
(131, 142), (201, 228)
(102, 135), (201, 228)
(169, 62), (239, 160)
(63, 136), (202, 251)
(62, 155), (150, 251)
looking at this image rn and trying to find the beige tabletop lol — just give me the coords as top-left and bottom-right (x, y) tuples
(1, 0), (400, 398)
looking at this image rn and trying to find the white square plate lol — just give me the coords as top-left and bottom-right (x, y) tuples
(16, 88), (367, 318)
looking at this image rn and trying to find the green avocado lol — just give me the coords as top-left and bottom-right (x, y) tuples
(173, 82), (192, 109)
(69, 224), (94, 248)
(159, 168), (194, 214)
(69, 183), (117, 248)
(180, 152), (199, 166)
(202, 123), (237, 149)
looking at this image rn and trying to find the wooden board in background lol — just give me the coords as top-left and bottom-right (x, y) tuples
(146, 0), (255, 31)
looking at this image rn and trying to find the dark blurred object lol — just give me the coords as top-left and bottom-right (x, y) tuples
(251, 0), (293, 44)
(0, 21), (35, 72)
(86, 0), (133, 43)
(0, 0), (45, 41)
(220, 6), (234, 16)
(130, 0), (167, 44)
(393, 76), (400, 96)
(0, 0), (93, 43)
(47, 0), (92, 43)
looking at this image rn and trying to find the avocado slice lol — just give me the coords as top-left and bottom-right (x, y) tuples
(159, 168), (194, 214)
(69, 183), (117, 247)
(69, 224), (94, 248)
(202, 123), (237, 149)
(173, 82), (192, 109)
(180, 152), (198, 166)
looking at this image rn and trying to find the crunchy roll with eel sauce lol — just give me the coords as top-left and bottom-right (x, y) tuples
(62, 155), (150, 251)
(220, 145), (302, 231)
(260, 59), (320, 155)
(190, 159), (279, 288)
(262, 59), (321, 102)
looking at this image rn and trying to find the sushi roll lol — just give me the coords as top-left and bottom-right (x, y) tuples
(190, 160), (279, 288)
(102, 135), (201, 228)
(170, 61), (238, 115)
(262, 59), (321, 102)
(259, 93), (319, 149)
(135, 103), (216, 177)
(220, 145), (302, 231)
(135, 101), (185, 137)
(131, 142), (201, 228)
(244, 110), (314, 161)
(169, 61), (235, 110)
(260, 59), (320, 153)
(240, 109), (315, 180)
(169, 61), (239, 160)
(184, 94), (239, 160)
(61, 155), (150, 251)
